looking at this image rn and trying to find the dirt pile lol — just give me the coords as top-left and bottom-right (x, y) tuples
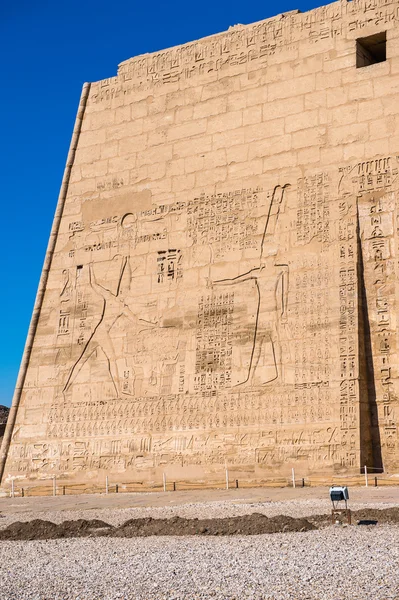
(0, 518), (113, 540)
(0, 513), (315, 541)
(352, 507), (399, 523)
(114, 513), (316, 537)
(2, 507), (398, 541)
(304, 506), (399, 528)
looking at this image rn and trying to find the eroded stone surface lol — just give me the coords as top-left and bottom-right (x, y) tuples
(0, 406), (9, 447)
(2, 0), (399, 487)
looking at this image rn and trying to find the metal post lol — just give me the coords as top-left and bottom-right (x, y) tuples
(106, 475), (109, 494)
(302, 478), (305, 488)
(225, 469), (229, 490)
(364, 465), (368, 487)
(115, 484), (118, 493)
(21, 488), (24, 498)
(375, 476), (378, 487)
(163, 472), (166, 492)
(292, 468), (296, 488)
(11, 479), (14, 498)
(63, 486), (66, 496)
(235, 479), (239, 489)
(173, 482), (176, 492)
(53, 476), (56, 497)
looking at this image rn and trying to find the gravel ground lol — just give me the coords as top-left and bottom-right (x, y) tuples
(1, 497), (398, 599)
(1, 497), (399, 528)
(0, 525), (398, 600)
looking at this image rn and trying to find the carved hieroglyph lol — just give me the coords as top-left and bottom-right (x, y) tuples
(2, 0), (399, 486)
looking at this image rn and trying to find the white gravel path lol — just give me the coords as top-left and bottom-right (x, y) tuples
(0, 526), (398, 600)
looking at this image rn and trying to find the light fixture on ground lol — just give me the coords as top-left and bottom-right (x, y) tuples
(329, 486), (351, 525)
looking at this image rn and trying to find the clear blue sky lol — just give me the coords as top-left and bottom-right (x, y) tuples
(0, 0), (326, 407)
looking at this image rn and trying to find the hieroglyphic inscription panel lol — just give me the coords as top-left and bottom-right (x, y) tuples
(356, 158), (399, 468)
(4, 178), (347, 479)
(4, 169), (357, 481)
(3, 0), (399, 486)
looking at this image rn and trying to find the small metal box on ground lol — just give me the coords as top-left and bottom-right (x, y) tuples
(330, 486), (351, 525)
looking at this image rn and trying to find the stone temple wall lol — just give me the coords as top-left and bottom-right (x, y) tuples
(2, 0), (399, 487)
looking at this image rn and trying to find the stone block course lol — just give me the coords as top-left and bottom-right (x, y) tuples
(167, 119), (207, 142)
(268, 74), (316, 101)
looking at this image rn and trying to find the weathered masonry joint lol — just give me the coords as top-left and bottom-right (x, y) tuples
(2, 0), (399, 489)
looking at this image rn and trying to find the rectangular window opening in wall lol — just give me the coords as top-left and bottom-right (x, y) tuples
(356, 32), (386, 68)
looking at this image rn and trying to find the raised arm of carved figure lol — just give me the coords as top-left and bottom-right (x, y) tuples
(120, 301), (157, 328)
(274, 263), (289, 323)
(88, 263), (114, 301)
(115, 256), (129, 297)
(260, 184), (290, 261)
(208, 267), (261, 288)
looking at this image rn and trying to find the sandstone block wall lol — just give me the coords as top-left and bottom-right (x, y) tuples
(2, 0), (399, 487)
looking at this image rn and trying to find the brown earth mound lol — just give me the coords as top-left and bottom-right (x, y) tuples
(2, 507), (398, 541)
(304, 506), (399, 528)
(114, 513), (316, 537)
(351, 507), (399, 523)
(0, 513), (315, 541)
(0, 518), (113, 540)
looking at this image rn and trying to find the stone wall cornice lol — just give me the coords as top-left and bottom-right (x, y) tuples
(89, 0), (399, 101)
